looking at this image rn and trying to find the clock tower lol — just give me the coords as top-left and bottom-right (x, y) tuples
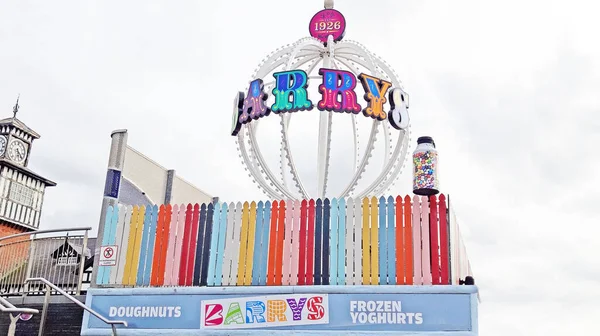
(0, 97), (56, 236)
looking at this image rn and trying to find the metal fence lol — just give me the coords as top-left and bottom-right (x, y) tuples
(0, 227), (91, 296)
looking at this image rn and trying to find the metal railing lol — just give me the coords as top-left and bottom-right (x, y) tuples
(0, 295), (39, 336)
(25, 278), (127, 336)
(0, 227), (91, 296)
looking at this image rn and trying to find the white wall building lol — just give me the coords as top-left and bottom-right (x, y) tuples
(118, 145), (213, 207)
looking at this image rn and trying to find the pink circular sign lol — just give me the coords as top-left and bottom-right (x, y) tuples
(309, 9), (346, 44)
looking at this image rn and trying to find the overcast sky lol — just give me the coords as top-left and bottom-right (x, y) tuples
(1, 0), (598, 334)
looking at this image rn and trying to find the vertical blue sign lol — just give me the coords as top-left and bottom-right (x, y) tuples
(103, 169), (121, 199)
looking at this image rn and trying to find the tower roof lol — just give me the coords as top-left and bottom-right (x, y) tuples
(0, 117), (40, 139)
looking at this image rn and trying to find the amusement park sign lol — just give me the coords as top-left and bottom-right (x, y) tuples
(231, 68), (409, 136)
(230, 2), (412, 201)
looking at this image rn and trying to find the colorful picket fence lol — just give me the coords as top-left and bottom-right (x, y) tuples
(96, 194), (457, 287)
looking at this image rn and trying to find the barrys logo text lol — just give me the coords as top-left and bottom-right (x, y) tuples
(201, 294), (329, 329)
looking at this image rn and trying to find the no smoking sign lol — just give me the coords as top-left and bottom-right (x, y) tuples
(100, 245), (118, 266)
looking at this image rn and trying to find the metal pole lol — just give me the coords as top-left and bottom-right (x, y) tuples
(37, 284), (51, 336)
(316, 36), (334, 198)
(90, 130), (128, 288)
(164, 170), (175, 204)
(77, 229), (89, 295)
(22, 233), (36, 297)
(7, 314), (18, 336)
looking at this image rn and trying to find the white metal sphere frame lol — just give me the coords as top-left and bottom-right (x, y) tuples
(235, 33), (411, 201)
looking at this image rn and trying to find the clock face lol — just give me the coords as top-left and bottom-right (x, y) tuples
(7, 139), (27, 164)
(0, 136), (6, 157)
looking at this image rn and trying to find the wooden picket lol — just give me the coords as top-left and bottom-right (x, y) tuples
(221, 202), (239, 286)
(243, 202), (257, 286)
(386, 196), (396, 285)
(251, 201), (267, 285)
(123, 206), (144, 286)
(266, 201), (278, 286)
(207, 203), (222, 286)
(114, 205), (132, 284)
(257, 201), (271, 285)
(170, 204), (187, 286)
(282, 199), (293, 285)
(411, 196), (422, 285)
(97, 194), (462, 288)
(163, 204), (179, 286)
(361, 198), (370, 285)
(438, 194), (450, 285)
(306, 200), (315, 285)
(275, 200), (286, 285)
(322, 198), (331, 285)
(350, 198), (362, 285)
(429, 195), (441, 285)
(157, 204), (172, 286)
(290, 200), (301, 285)
(336, 198), (346, 285)
(314, 199), (323, 285)
(96, 206), (113, 285)
(214, 202), (229, 286)
(329, 198), (339, 285)
(297, 200), (308, 285)
(150, 205), (166, 286)
(378, 196), (387, 285)
(403, 195), (413, 285)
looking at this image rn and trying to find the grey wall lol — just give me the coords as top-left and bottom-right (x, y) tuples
(0, 299), (85, 336)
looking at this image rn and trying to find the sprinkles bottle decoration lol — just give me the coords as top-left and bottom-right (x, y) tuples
(413, 136), (439, 196)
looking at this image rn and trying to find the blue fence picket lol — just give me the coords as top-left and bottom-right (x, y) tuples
(258, 201), (271, 285)
(102, 206), (120, 284)
(193, 204), (208, 286)
(136, 206), (154, 286)
(251, 201), (264, 285)
(96, 206), (114, 285)
(314, 199), (323, 285)
(213, 203), (229, 286)
(378, 197), (387, 285)
(141, 205), (159, 286)
(200, 203), (214, 286)
(207, 203), (222, 286)
(387, 196), (396, 285)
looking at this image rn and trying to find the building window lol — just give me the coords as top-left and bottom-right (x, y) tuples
(57, 256), (79, 266)
(9, 182), (34, 207)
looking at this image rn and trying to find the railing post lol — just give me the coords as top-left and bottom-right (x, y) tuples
(22, 233), (37, 296)
(37, 284), (51, 336)
(91, 130), (128, 288)
(7, 314), (18, 336)
(77, 230), (89, 295)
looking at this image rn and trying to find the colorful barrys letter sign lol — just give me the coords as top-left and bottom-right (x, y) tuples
(201, 294), (329, 329)
(230, 69), (410, 136)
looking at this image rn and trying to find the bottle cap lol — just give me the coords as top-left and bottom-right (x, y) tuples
(417, 136), (435, 147)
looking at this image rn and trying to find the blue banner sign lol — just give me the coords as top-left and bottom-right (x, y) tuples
(83, 287), (477, 335)
(103, 169), (121, 199)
